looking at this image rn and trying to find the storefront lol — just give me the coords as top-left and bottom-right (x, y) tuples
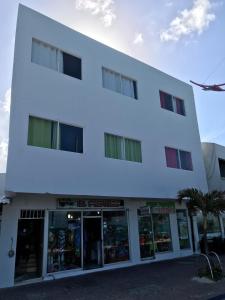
(47, 199), (130, 273)
(0, 196), (193, 288)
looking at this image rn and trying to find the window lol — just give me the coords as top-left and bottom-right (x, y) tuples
(153, 214), (172, 252)
(159, 91), (185, 116)
(197, 212), (221, 236)
(105, 133), (142, 163)
(138, 210), (155, 259)
(218, 159), (225, 178)
(48, 211), (81, 273)
(165, 147), (193, 171)
(103, 211), (129, 264)
(28, 116), (83, 154)
(31, 39), (81, 80)
(176, 210), (190, 249)
(102, 67), (137, 99)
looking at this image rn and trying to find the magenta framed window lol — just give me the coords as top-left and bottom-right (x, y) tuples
(165, 147), (180, 169)
(159, 91), (173, 111)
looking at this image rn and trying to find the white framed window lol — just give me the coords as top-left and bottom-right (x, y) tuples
(28, 116), (83, 154)
(104, 133), (142, 163)
(102, 67), (137, 99)
(31, 39), (82, 80)
(159, 91), (185, 116)
(165, 146), (193, 171)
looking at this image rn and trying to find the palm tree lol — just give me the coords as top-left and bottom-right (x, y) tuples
(178, 188), (225, 254)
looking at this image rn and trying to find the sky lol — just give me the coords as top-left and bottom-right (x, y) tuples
(0, 0), (225, 172)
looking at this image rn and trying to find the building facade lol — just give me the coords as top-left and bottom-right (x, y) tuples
(0, 5), (208, 288)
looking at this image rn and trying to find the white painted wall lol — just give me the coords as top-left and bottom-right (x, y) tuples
(6, 5), (208, 198)
(202, 142), (225, 191)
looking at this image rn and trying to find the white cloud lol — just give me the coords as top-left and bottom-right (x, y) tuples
(75, 0), (116, 27)
(160, 0), (216, 42)
(133, 33), (144, 45)
(0, 88), (11, 173)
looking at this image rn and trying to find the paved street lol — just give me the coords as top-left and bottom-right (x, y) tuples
(1, 256), (225, 300)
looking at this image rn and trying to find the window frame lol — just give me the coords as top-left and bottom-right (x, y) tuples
(104, 132), (142, 163)
(31, 38), (82, 80)
(159, 90), (186, 116)
(27, 115), (83, 154)
(218, 158), (225, 178)
(165, 146), (193, 171)
(102, 66), (138, 99)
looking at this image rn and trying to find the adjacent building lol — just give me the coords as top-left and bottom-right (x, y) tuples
(0, 5), (208, 288)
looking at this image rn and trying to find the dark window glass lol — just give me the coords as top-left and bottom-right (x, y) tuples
(179, 150), (193, 171)
(133, 81), (138, 99)
(159, 91), (173, 111)
(175, 98), (185, 116)
(59, 124), (83, 153)
(63, 52), (81, 80)
(219, 159), (225, 177)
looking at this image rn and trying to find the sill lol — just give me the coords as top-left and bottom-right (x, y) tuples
(28, 145), (84, 156)
(103, 87), (138, 100)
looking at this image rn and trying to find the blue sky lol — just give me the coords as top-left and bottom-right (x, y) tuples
(0, 0), (225, 172)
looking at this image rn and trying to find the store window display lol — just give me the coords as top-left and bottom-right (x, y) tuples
(153, 214), (172, 252)
(48, 211), (81, 273)
(176, 210), (190, 249)
(103, 211), (129, 264)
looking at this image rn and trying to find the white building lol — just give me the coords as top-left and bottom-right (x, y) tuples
(0, 5), (208, 288)
(196, 142), (225, 247)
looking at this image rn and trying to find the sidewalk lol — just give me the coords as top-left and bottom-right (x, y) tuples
(1, 256), (225, 300)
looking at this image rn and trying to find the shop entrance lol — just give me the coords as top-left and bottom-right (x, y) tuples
(83, 216), (102, 269)
(15, 217), (44, 282)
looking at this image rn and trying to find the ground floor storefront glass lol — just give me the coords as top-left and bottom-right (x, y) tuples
(196, 212), (221, 236)
(47, 210), (129, 273)
(48, 211), (81, 273)
(138, 210), (154, 259)
(153, 214), (172, 252)
(176, 210), (190, 249)
(103, 211), (129, 264)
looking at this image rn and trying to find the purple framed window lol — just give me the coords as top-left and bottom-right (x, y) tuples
(159, 91), (173, 111)
(165, 147), (180, 168)
(175, 98), (185, 116)
(179, 150), (193, 171)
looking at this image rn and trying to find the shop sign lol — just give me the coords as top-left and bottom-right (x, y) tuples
(57, 198), (124, 209)
(146, 201), (175, 214)
(139, 206), (151, 216)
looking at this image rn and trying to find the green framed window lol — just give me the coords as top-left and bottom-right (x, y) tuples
(28, 116), (57, 149)
(28, 116), (83, 153)
(105, 133), (142, 163)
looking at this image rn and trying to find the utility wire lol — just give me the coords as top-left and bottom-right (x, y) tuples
(203, 56), (225, 84)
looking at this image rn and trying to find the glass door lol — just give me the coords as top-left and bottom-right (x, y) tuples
(138, 210), (155, 259)
(83, 213), (103, 269)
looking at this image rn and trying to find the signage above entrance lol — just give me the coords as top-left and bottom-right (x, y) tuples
(146, 201), (175, 214)
(57, 198), (124, 209)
